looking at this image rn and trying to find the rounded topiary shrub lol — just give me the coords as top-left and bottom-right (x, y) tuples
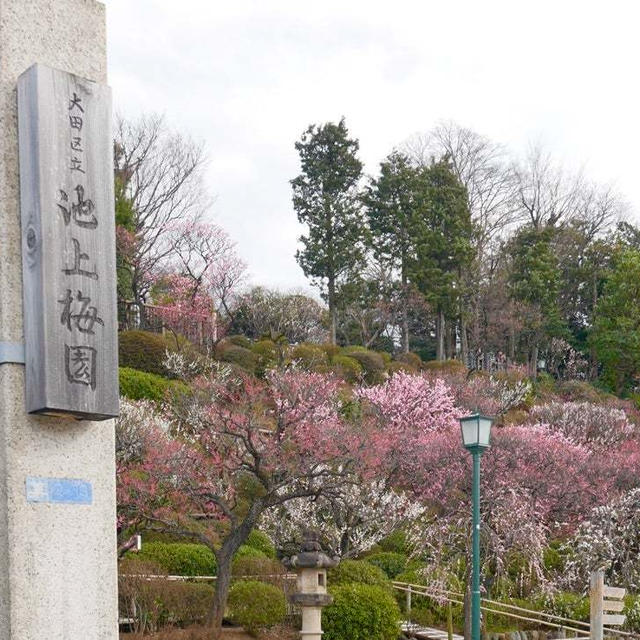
(377, 530), (409, 555)
(323, 583), (400, 640)
(319, 343), (342, 359)
(387, 361), (417, 375)
(394, 351), (422, 369)
(219, 344), (258, 374)
(423, 359), (467, 375)
(332, 354), (363, 383)
(328, 559), (390, 589)
(365, 552), (407, 579)
(227, 580), (287, 636)
(234, 545), (268, 560)
(226, 334), (252, 348)
(135, 542), (216, 576)
(119, 367), (188, 402)
(119, 366), (170, 401)
(118, 330), (174, 377)
(250, 340), (280, 377)
(245, 529), (276, 558)
(344, 349), (386, 384)
(290, 343), (329, 370)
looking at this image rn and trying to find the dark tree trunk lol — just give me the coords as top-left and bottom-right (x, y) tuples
(328, 275), (337, 345)
(401, 261), (410, 354)
(460, 315), (469, 366)
(436, 308), (446, 361)
(207, 505), (262, 638)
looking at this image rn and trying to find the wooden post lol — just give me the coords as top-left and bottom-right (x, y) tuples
(591, 570), (627, 640)
(406, 584), (412, 616)
(591, 570), (604, 640)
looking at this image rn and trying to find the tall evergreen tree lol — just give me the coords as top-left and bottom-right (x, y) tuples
(365, 152), (419, 353)
(409, 160), (473, 360)
(292, 118), (365, 344)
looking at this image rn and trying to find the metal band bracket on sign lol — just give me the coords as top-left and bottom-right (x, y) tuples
(0, 342), (25, 365)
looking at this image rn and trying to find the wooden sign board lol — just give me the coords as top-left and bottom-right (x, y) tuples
(18, 64), (118, 420)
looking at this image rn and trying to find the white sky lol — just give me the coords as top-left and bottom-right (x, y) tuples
(104, 0), (640, 293)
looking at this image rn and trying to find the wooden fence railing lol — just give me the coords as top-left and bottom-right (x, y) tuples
(393, 577), (636, 640)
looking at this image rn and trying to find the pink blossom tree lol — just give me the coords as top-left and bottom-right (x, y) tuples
(117, 369), (357, 638)
(153, 221), (246, 346)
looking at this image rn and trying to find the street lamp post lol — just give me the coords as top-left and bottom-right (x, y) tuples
(460, 413), (494, 640)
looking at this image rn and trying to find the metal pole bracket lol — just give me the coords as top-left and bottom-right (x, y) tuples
(0, 341), (25, 364)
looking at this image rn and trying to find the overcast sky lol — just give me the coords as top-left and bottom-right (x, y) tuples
(104, 0), (640, 294)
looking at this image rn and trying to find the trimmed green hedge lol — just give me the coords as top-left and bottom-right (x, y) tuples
(365, 552), (407, 579)
(119, 565), (214, 630)
(251, 340), (280, 377)
(119, 330), (174, 377)
(344, 349), (386, 384)
(324, 583), (400, 640)
(328, 559), (390, 589)
(219, 344), (258, 374)
(227, 580), (287, 635)
(119, 367), (187, 402)
(135, 542), (216, 576)
(290, 343), (329, 370)
(393, 352), (422, 369)
(423, 359), (467, 375)
(332, 354), (363, 382)
(245, 530), (276, 559)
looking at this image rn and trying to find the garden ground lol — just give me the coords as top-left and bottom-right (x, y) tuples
(121, 624), (298, 640)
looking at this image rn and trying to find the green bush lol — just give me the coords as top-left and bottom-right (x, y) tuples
(135, 542), (216, 576)
(319, 343), (342, 359)
(232, 556), (285, 579)
(235, 545), (268, 560)
(119, 367), (170, 401)
(332, 354), (363, 382)
(119, 567), (215, 631)
(328, 559), (390, 589)
(119, 330), (175, 377)
(226, 334), (252, 348)
(539, 591), (589, 622)
(366, 552), (407, 579)
(118, 367), (187, 402)
(344, 349), (386, 384)
(377, 530), (409, 555)
(378, 351), (393, 365)
(387, 361), (417, 375)
(624, 594), (640, 633)
(250, 340), (280, 377)
(219, 344), (258, 374)
(423, 359), (467, 375)
(324, 583), (400, 640)
(394, 352), (423, 369)
(227, 580), (287, 636)
(245, 529), (276, 558)
(556, 380), (604, 403)
(290, 343), (329, 370)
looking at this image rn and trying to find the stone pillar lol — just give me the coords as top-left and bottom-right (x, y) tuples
(0, 2), (118, 639)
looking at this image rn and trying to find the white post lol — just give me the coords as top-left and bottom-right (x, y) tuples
(0, 2), (118, 639)
(406, 584), (412, 615)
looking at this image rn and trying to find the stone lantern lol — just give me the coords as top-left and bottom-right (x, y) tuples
(284, 529), (339, 640)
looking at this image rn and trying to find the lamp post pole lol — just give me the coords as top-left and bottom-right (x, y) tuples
(460, 412), (493, 640)
(471, 449), (482, 640)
